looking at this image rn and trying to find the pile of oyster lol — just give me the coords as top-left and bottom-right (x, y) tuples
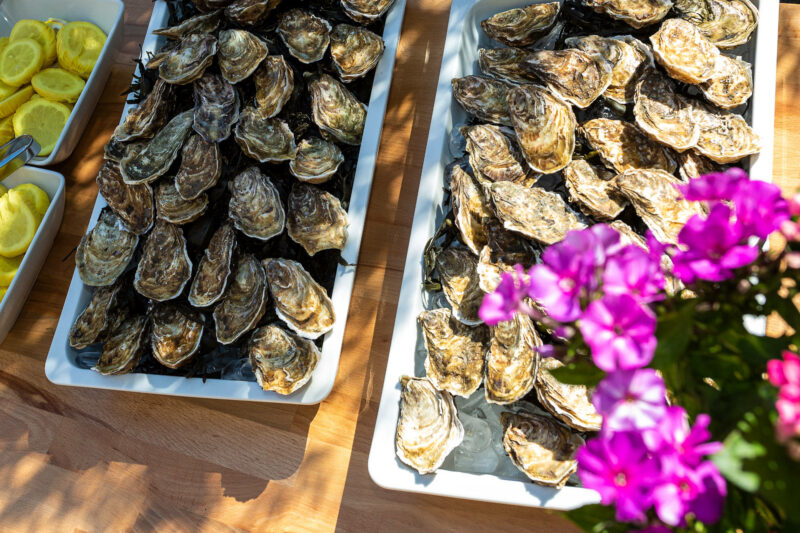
(69, 0), (395, 395)
(395, 0), (759, 484)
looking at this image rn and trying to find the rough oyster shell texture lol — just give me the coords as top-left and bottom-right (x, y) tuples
(188, 222), (236, 308)
(217, 29), (268, 84)
(521, 49), (613, 108)
(563, 159), (626, 220)
(289, 137), (344, 184)
(213, 254), (268, 344)
(450, 164), (492, 256)
(462, 124), (537, 188)
(92, 315), (148, 375)
(436, 247), (484, 325)
(153, 10), (221, 41)
(633, 70), (700, 152)
(340, 0), (396, 24)
(308, 73), (367, 145)
(254, 55), (295, 119)
(536, 356), (602, 432)
(234, 107), (297, 162)
(248, 325), (320, 395)
(155, 180), (209, 225)
(330, 24), (385, 82)
(277, 9), (331, 64)
(485, 313), (540, 405)
(478, 47), (537, 85)
(133, 220), (193, 301)
(451, 76), (511, 127)
(150, 304), (204, 369)
(228, 166), (286, 241)
(584, 0), (673, 29)
(480, 2), (560, 47)
(114, 79), (172, 142)
(193, 72), (241, 143)
(76, 209), (138, 287)
(159, 33), (218, 85)
(579, 118), (677, 174)
(698, 54), (753, 110)
(694, 103), (761, 163)
(120, 110), (194, 184)
(175, 134), (222, 200)
(674, 0), (758, 49)
(677, 149), (724, 181)
(286, 182), (349, 256)
(477, 220), (539, 293)
(69, 277), (128, 349)
(95, 162), (154, 235)
(224, 0), (282, 27)
(650, 18), (720, 84)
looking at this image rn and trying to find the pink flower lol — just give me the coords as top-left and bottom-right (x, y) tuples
(654, 407), (723, 465)
(478, 265), (531, 326)
(653, 461), (727, 526)
(767, 350), (800, 388)
(678, 168), (747, 202)
(603, 245), (666, 304)
(733, 180), (789, 240)
(593, 369), (668, 432)
(789, 193), (800, 216)
(769, 351), (800, 441)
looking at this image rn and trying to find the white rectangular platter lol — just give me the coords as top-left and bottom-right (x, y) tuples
(45, 0), (407, 405)
(368, 0), (778, 509)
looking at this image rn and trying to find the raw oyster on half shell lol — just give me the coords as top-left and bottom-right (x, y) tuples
(694, 103), (761, 163)
(308, 73), (367, 145)
(188, 222), (236, 308)
(248, 325), (320, 395)
(114, 79), (172, 142)
(120, 110), (194, 184)
(175, 134), (222, 200)
(277, 9), (332, 64)
(193, 72), (241, 143)
(579, 118), (677, 173)
(224, 0), (282, 26)
(134, 220), (193, 301)
(583, 0), (673, 29)
(674, 0), (758, 49)
(677, 149), (724, 181)
(95, 162), (154, 235)
(76, 209), (138, 287)
(213, 254), (268, 344)
(536, 356), (602, 432)
(150, 304), (204, 369)
(521, 49), (613, 108)
(286, 183), (348, 256)
(69, 277), (128, 349)
(633, 70), (700, 152)
(340, 0), (396, 24)
(289, 137), (344, 184)
(698, 54), (753, 110)
(477, 220), (539, 293)
(478, 47), (537, 85)
(159, 33), (217, 85)
(234, 107), (297, 162)
(435, 247), (483, 325)
(217, 29), (269, 84)
(650, 18), (720, 84)
(450, 164), (492, 255)
(330, 24), (385, 82)
(451, 76), (511, 126)
(92, 315), (148, 375)
(485, 313), (540, 405)
(563, 159), (626, 220)
(254, 55), (295, 118)
(155, 180), (208, 225)
(461, 124), (538, 188)
(228, 166), (286, 241)
(480, 2), (560, 47)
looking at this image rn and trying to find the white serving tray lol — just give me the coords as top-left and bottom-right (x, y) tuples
(0, 0), (125, 166)
(368, 0), (778, 509)
(45, 0), (407, 405)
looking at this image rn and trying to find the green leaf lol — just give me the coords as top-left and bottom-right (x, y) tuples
(563, 504), (627, 533)
(724, 331), (791, 366)
(549, 361), (605, 387)
(713, 428), (766, 492)
(652, 300), (697, 369)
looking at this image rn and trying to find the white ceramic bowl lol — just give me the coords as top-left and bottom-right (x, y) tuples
(0, 166), (65, 343)
(0, 0), (125, 166)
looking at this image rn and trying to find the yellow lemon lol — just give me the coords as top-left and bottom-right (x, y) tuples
(32, 67), (85, 103)
(0, 190), (38, 257)
(0, 38), (44, 87)
(0, 287), (6, 300)
(0, 80), (17, 100)
(10, 20), (57, 66)
(0, 254), (22, 286)
(57, 21), (106, 79)
(0, 38), (9, 56)
(12, 97), (70, 156)
(0, 85), (33, 119)
(12, 183), (49, 222)
(0, 116), (13, 145)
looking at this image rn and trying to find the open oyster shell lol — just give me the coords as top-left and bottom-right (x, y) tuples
(694, 104), (761, 163)
(330, 24), (384, 82)
(506, 84), (576, 173)
(651, 18), (720, 84)
(677, 149), (724, 181)
(536, 357), (602, 432)
(153, 10), (221, 40)
(286, 183), (348, 256)
(114, 79), (172, 143)
(134, 220), (193, 301)
(501, 411), (584, 487)
(461, 124), (538, 188)
(229, 166), (286, 241)
(76, 209), (138, 287)
(248, 325), (320, 395)
(93, 315), (148, 375)
(563, 159), (626, 220)
(155, 180), (208, 225)
(477, 220), (539, 293)
(579, 118), (677, 174)
(188, 222), (236, 308)
(485, 313), (540, 405)
(224, 0), (281, 26)
(254, 55), (295, 118)
(436, 247), (483, 325)
(633, 70), (700, 152)
(175, 134), (221, 200)
(278, 9), (331, 64)
(69, 277), (128, 349)
(193, 72), (241, 143)
(217, 29), (268, 84)
(151, 304), (204, 369)
(395, 375), (464, 475)
(308, 73), (367, 145)
(583, 0), (673, 29)
(96, 162), (154, 235)
(451, 76), (511, 126)
(481, 2), (560, 47)
(159, 33), (217, 85)
(289, 137), (344, 184)
(234, 107), (297, 162)
(478, 47), (537, 85)
(213, 254), (268, 344)
(340, 0), (396, 24)
(674, 0), (758, 49)
(698, 54), (753, 110)
(120, 110), (194, 184)
(521, 49), (613, 108)
(450, 165), (492, 255)
(264, 258), (336, 340)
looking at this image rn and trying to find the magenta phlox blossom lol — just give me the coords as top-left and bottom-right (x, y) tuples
(478, 264), (531, 326)
(768, 351), (800, 441)
(654, 407), (723, 465)
(678, 168), (748, 202)
(653, 460), (727, 526)
(733, 179), (789, 239)
(603, 245), (666, 303)
(592, 369), (668, 432)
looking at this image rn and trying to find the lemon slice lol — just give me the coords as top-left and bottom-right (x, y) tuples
(0, 116), (13, 145)
(0, 38), (44, 87)
(12, 183), (49, 222)
(0, 190), (38, 257)
(0, 80), (17, 101)
(57, 21), (107, 79)
(0, 287), (6, 300)
(0, 254), (22, 286)
(0, 85), (33, 119)
(12, 97), (70, 157)
(32, 68), (85, 103)
(0, 38), (9, 56)
(10, 20), (57, 66)
(45, 18), (69, 32)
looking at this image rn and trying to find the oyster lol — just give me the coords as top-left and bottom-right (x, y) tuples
(579, 118), (677, 173)
(461, 124), (538, 188)
(120, 110), (194, 184)
(224, 0), (281, 26)
(308, 73), (367, 145)
(193, 72), (240, 143)
(228, 166), (286, 241)
(196, 0), (235, 13)
(650, 18), (720, 84)
(395, 376), (464, 475)
(92, 315), (148, 376)
(677, 149), (724, 181)
(76, 209), (138, 287)
(698, 54), (753, 110)
(340, 0), (396, 24)
(234, 107), (297, 162)
(506, 84), (576, 173)
(485, 313), (540, 405)
(253, 55), (295, 118)
(478, 48), (537, 85)
(450, 165), (492, 255)
(113, 79), (172, 142)
(521, 49), (613, 108)
(69, 277), (128, 349)
(175, 134), (222, 200)
(436, 248), (483, 325)
(674, 0), (758, 49)
(490, 182), (585, 245)
(451, 76), (511, 126)
(248, 325), (320, 395)
(217, 29), (268, 84)
(264, 258), (336, 340)
(563, 159), (627, 220)
(330, 24), (384, 82)
(614, 168), (705, 244)
(134, 220), (193, 301)
(213, 254), (268, 344)
(159, 33), (217, 85)
(286, 183), (348, 256)
(188, 222), (236, 308)
(155, 180), (208, 225)
(95, 162), (154, 235)
(153, 10), (220, 40)
(104, 137), (135, 163)
(633, 70), (700, 152)
(583, 0), (673, 29)
(150, 305), (204, 369)
(501, 411), (584, 487)
(536, 356), (602, 432)
(289, 137), (344, 184)
(481, 2), (560, 47)
(694, 104), (761, 163)
(277, 9), (331, 64)
(477, 221), (539, 293)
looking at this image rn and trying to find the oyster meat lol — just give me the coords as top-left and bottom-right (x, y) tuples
(120, 110), (194, 184)
(674, 0), (758, 49)
(579, 118), (677, 174)
(477, 220), (539, 293)
(153, 10), (220, 40)
(193, 72), (240, 143)
(694, 104), (761, 163)
(151, 304), (204, 369)
(521, 49), (613, 108)
(253, 55), (295, 118)
(217, 29), (268, 84)
(536, 356), (602, 432)
(478, 47), (538, 85)
(277, 9), (331, 64)
(698, 54), (753, 110)
(175, 134), (222, 200)
(308, 73), (367, 145)
(462, 124), (538, 188)
(234, 107), (297, 162)
(330, 24), (385, 82)
(76, 209), (138, 287)
(69, 277), (128, 349)
(134, 220), (193, 301)
(159, 33), (217, 85)
(450, 164), (492, 255)
(677, 149), (724, 181)
(563, 159), (626, 220)
(286, 183), (348, 256)
(95, 162), (154, 235)
(289, 137), (344, 184)
(228, 166), (286, 241)
(93, 315), (148, 375)
(650, 18), (720, 84)
(451, 76), (511, 126)
(633, 70), (700, 152)
(188, 222), (236, 308)
(395, 375), (464, 475)
(155, 180), (208, 225)
(480, 2), (560, 47)
(485, 313), (540, 405)
(341, 0), (396, 24)
(436, 247), (483, 325)
(224, 0), (281, 26)
(113, 79), (172, 142)
(583, 0), (673, 29)
(248, 325), (320, 395)
(213, 254), (268, 344)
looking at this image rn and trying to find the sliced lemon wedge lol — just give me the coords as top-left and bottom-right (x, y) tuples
(12, 97), (70, 156)
(12, 183), (49, 222)
(0, 38), (44, 87)
(57, 21), (107, 79)
(0, 116), (13, 145)
(10, 19), (57, 66)
(0, 254), (23, 286)
(0, 85), (33, 119)
(0, 190), (38, 257)
(32, 67), (85, 103)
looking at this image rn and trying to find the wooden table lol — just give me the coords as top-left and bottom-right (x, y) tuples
(1, 2), (798, 531)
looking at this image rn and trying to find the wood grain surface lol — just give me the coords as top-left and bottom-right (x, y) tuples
(0, 2), (798, 532)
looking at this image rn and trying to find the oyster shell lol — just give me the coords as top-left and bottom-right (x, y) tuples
(521, 49), (613, 108)
(395, 376), (464, 475)
(330, 24), (384, 82)
(436, 248), (483, 325)
(213, 254), (268, 344)
(506, 84), (576, 173)
(93, 315), (148, 376)
(698, 54), (753, 110)
(461, 124), (538, 188)
(677, 149), (724, 181)
(694, 104), (761, 163)
(583, 0), (673, 29)
(120, 110), (194, 184)
(477, 221), (539, 293)
(286, 183), (348, 256)
(478, 47), (537, 85)
(340, 0), (396, 24)
(481, 2), (560, 47)
(579, 118), (677, 174)
(490, 182), (586, 245)
(224, 0), (281, 26)
(451, 76), (511, 126)
(264, 258), (336, 340)
(188, 222), (236, 308)
(485, 313), (540, 405)
(674, 0), (758, 49)
(277, 9), (331, 64)
(563, 159), (627, 220)
(113, 79), (172, 142)
(228, 166), (286, 241)
(450, 165), (492, 255)
(308, 73), (367, 145)
(633, 70), (700, 152)
(536, 356), (602, 432)
(217, 29), (268, 84)
(134, 220), (193, 301)
(153, 10), (220, 40)
(253, 55), (295, 118)
(234, 107), (297, 162)
(69, 277), (128, 349)
(155, 180), (208, 225)
(159, 33), (217, 85)
(150, 304), (204, 369)
(96, 162), (154, 235)
(193, 72), (240, 143)
(289, 137), (344, 184)
(175, 134), (221, 200)
(76, 209), (138, 287)
(196, 0), (234, 12)
(501, 411), (584, 487)
(650, 18), (720, 84)
(248, 325), (320, 395)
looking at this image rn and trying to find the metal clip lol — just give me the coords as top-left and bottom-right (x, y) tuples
(0, 135), (41, 179)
